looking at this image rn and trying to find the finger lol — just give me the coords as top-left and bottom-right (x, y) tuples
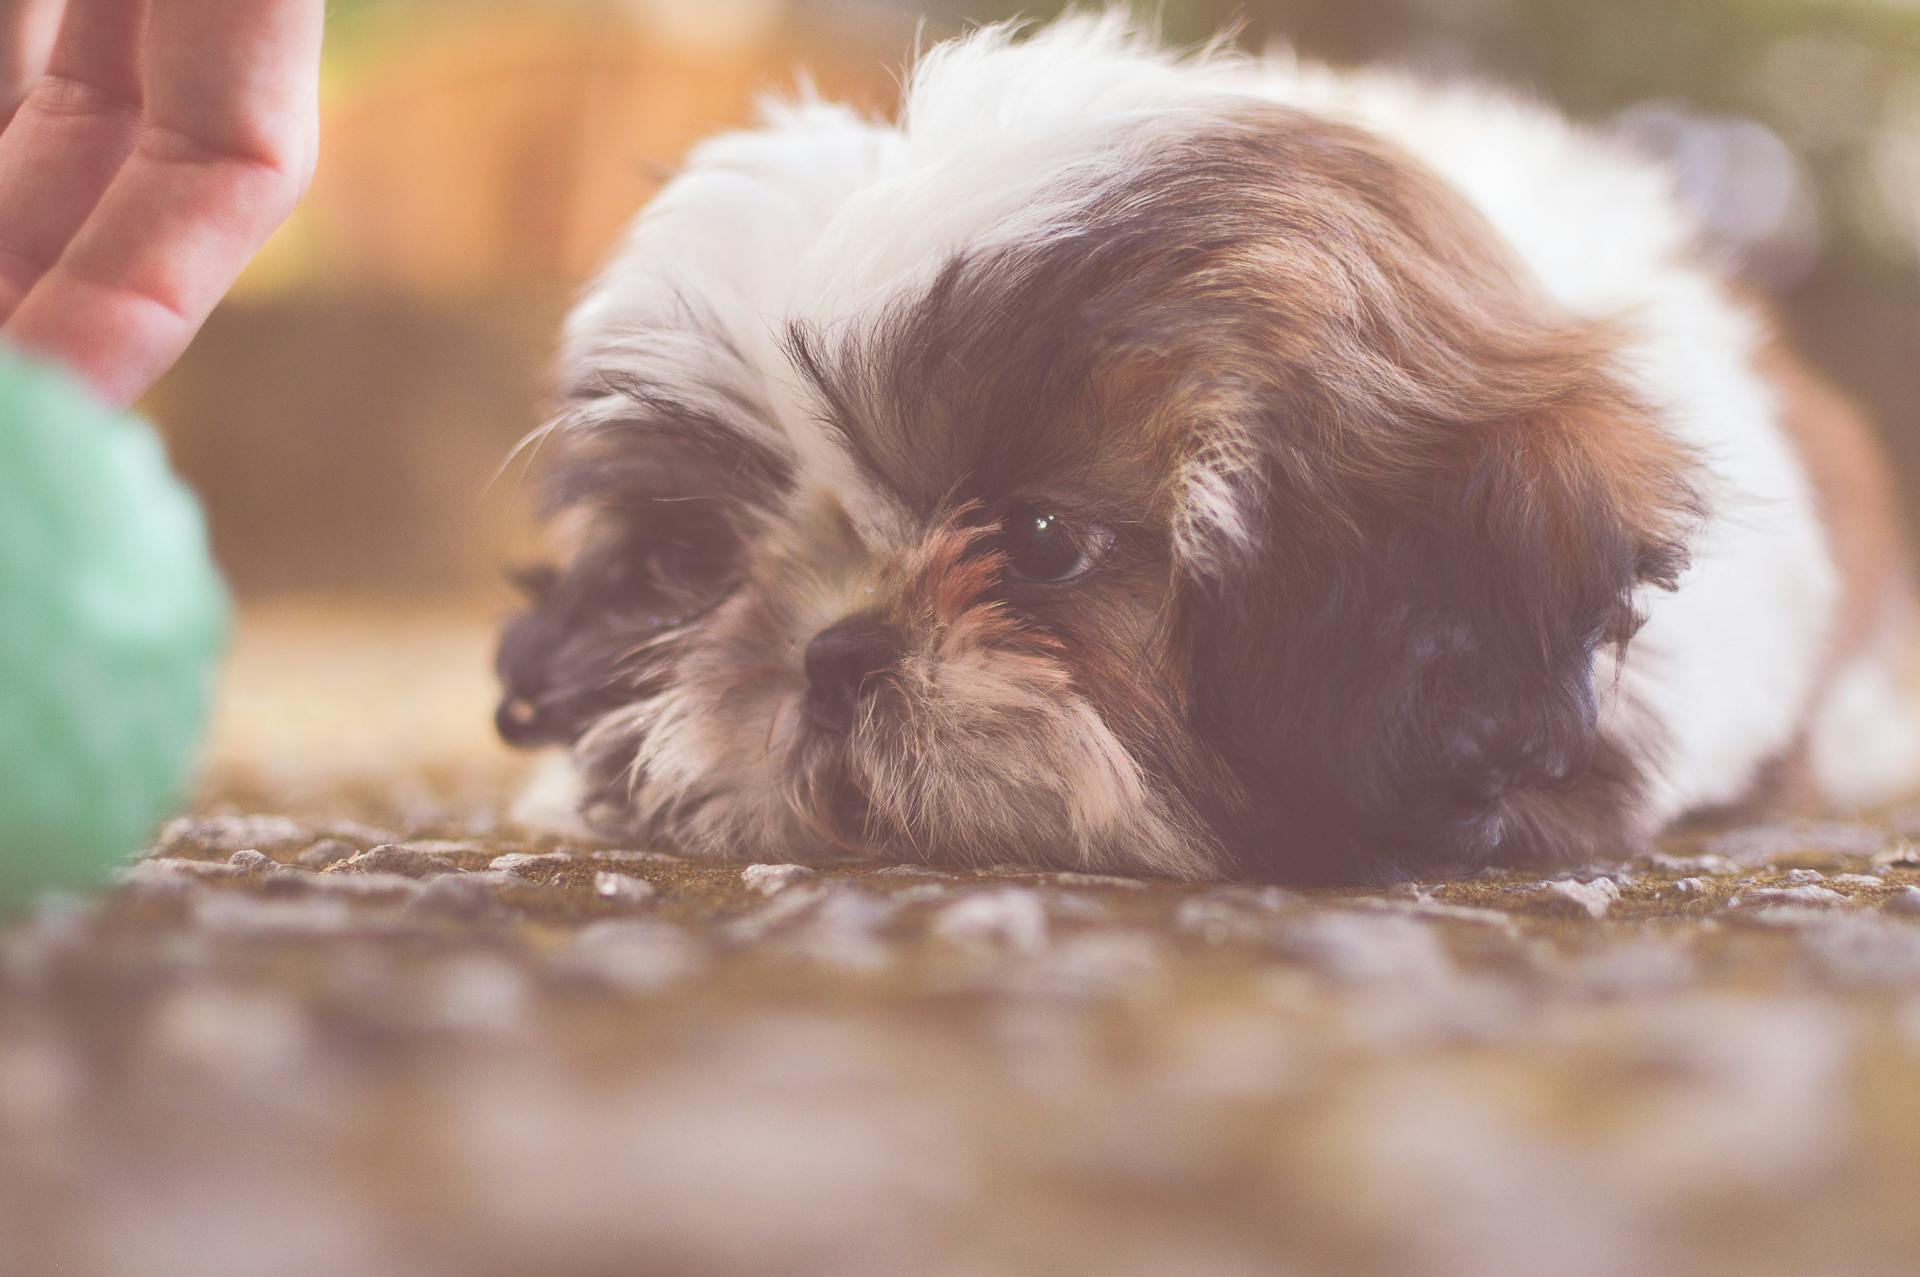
(3, 0), (323, 407)
(0, 0), (66, 127)
(145, 0), (322, 170)
(0, 0), (146, 316)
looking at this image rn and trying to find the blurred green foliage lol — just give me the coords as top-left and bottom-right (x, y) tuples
(932, 0), (1920, 280)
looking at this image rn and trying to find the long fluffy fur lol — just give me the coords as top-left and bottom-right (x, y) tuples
(495, 14), (1916, 882)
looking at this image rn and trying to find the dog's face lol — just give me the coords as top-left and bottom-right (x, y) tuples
(497, 68), (1699, 882)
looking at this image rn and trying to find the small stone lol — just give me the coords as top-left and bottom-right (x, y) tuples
(1782, 868), (1828, 886)
(743, 863), (817, 895)
(590, 848), (685, 866)
(489, 851), (574, 879)
(266, 869), (423, 899)
(1708, 821), (1888, 867)
(784, 888), (899, 971)
(336, 844), (463, 879)
(1886, 886), (1920, 916)
(1274, 911), (1451, 985)
(1874, 840), (1920, 869)
(932, 888), (1050, 954)
(1214, 884), (1296, 911)
(428, 956), (530, 1035)
(1174, 890), (1286, 945)
(1562, 939), (1697, 995)
(889, 883), (954, 906)
(1730, 885), (1848, 909)
(395, 839), (489, 858)
(1012, 931), (1167, 1000)
(226, 849), (276, 873)
(1673, 877), (1708, 895)
(727, 883), (831, 943)
(1832, 874), (1884, 889)
(557, 919), (704, 992)
(594, 871), (657, 904)
(1360, 896), (1519, 934)
(148, 987), (312, 1079)
(1037, 891), (1109, 922)
(1801, 913), (1920, 985)
(406, 871), (516, 922)
(295, 839), (357, 870)
(1043, 872), (1149, 890)
(118, 857), (243, 886)
(1721, 905), (1836, 930)
(154, 814), (310, 857)
(727, 883), (900, 970)
(191, 891), (355, 936)
(314, 819), (400, 847)
(1536, 877), (1622, 919)
(872, 864), (952, 880)
(1609, 997), (1855, 1190)
(1641, 851), (1740, 877)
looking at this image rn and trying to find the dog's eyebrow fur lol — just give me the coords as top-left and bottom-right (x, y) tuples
(540, 372), (794, 520)
(778, 236), (1190, 531)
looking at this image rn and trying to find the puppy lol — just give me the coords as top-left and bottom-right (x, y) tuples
(495, 15), (1916, 884)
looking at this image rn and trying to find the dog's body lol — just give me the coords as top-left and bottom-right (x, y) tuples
(497, 16), (1916, 883)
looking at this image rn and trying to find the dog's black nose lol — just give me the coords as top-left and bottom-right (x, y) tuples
(804, 612), (898, 732)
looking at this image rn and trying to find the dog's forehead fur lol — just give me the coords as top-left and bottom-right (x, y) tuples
(561, 116), (1487, 559)
(555, 25), (1300, 549)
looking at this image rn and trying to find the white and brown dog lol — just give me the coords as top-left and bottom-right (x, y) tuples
(495, 15), (1916, 883)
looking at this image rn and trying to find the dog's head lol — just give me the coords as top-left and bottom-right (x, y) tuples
(496, 24), (1699, 882)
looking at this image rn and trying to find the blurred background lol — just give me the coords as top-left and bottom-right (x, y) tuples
(147, 0), (1919, 789)
(150, 0), (1920, 602)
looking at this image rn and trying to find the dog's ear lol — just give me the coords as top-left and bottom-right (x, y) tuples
(1181, 370), (1699, 883)
(1168, 118), (1702, 882)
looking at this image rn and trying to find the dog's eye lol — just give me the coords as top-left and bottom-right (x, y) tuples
(1000, 506), (1112, 583)
(644, 540), (717, 592)
(590, 535), (729, 631)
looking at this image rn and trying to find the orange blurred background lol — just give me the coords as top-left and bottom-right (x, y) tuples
(146, 0), (1920, 611)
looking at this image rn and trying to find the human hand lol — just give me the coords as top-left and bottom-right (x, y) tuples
(0, 0), (323, 408)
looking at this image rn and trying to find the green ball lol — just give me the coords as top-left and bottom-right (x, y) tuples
(0, 350), (229, 905)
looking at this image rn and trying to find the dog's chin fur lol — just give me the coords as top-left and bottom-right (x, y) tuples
(494, 13), (1917, 884)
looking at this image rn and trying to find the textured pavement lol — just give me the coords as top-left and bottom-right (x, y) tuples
(4, 605), (1920, 1277)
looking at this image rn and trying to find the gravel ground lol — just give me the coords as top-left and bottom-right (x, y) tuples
(5, 605), (1920, 1277)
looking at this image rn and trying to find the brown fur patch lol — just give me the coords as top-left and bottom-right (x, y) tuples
(1108, 106), (1704, 875)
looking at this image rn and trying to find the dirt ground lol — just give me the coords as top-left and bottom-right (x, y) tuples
(5, 602), (1920, 1277)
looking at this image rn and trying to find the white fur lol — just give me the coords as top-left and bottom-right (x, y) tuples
(553, 13), (1913, 847)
